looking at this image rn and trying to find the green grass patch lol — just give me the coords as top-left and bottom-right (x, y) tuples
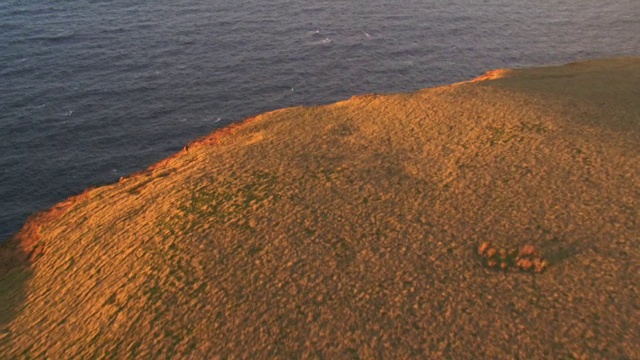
(177, 170), (280, 230)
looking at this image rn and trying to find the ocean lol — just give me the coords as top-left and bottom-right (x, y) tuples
(1, 0), (638, 241)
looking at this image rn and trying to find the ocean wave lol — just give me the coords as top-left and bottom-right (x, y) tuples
(27, 30), (77, 43)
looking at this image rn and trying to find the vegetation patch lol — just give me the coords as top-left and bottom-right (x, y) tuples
(126, 169), (175, 195)
(178, 170), (280, 229)
(485, 125), (523, 146)
(477, 242), (548, 273)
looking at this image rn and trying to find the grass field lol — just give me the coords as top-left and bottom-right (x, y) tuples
(1, 57), (638, 359)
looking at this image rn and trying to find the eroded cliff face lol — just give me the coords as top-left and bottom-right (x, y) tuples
(1, 58), (639, 359)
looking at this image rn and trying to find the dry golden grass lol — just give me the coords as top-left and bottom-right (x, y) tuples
(1, 57), (639, 359)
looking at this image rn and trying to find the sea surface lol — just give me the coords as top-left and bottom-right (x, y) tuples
(1, 0), (638, 241)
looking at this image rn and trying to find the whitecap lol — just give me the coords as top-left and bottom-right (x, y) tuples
(311, 37), (332, 45)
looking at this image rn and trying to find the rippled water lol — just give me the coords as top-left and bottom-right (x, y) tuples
(1, 0), (638, 240)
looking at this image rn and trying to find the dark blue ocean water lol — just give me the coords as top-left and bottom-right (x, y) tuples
(1, 0), (638, 241)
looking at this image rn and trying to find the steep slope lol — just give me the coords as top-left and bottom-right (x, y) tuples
(1, 58), (639, 359)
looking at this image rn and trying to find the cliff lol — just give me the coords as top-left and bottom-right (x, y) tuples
(1, 57), (639, 359)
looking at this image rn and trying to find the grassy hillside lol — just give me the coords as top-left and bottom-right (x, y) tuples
(1, 57), (639, 359)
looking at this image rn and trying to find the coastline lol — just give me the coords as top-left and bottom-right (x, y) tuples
(2, 57), (639, 358)
(2, 67), (515, 275)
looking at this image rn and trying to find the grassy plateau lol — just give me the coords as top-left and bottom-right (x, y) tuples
(1, 57), (639, 359)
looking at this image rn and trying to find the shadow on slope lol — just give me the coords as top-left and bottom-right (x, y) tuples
(0, 238), (31, 341)
(481, 57), (640, 136)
